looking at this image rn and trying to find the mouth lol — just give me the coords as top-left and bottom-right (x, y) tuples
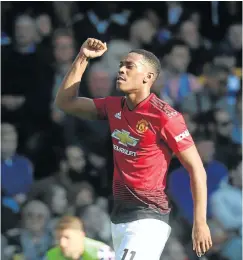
(116, 75), (126, 82)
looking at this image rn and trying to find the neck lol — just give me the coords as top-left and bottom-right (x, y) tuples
(126, 90), (150, 110)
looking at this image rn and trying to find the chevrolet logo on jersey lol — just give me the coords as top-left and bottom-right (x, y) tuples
(111, 129), (139, 147)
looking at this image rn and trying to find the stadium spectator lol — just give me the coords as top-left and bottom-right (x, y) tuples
(1, 123), (33, 200)
(85, 62), (114, 98)
(211, 49), (241, 110)
(35, 14), (54, 65)
(36, 14), (52, 42)
(159, 39), (202, 107)
(51, 28), (76, 125)
(129, 18), (157, 49)
(38, 184), (71, 234)
(219, 23), (242, 67)
(2, 14), (54, 158)
(59, 146), (102, 194)
(209, 161), (242, 260)
(180, 64), (232, 118)
(73, 182), (111, 243)
(73, 182), (113, 244)
(213, 109), (241, 169)
(7, 200), (53, 260)
(177, 19), (212, 75)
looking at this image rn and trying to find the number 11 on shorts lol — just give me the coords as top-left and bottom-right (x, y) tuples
(121, 249), (136, 260)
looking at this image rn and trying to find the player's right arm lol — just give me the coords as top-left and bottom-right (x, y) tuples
(54, 38), (107, 120)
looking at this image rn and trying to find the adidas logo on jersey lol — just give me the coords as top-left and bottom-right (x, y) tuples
(115, 112), (121, 119)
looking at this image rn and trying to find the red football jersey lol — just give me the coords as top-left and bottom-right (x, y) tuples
(93, 93), (194, 223)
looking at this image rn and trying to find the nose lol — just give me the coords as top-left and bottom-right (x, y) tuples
(119, 66), (126, 75)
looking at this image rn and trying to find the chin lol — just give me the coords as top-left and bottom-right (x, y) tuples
(116, 82), (130, 94)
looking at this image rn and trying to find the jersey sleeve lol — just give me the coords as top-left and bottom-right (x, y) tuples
(161, 114), (194, 153)
(93, 97), (108, 120)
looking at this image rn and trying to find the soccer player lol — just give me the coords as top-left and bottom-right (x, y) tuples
(46, 216), (115, 260)
(55, 38), (212, 260)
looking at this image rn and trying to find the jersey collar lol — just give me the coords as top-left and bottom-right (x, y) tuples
(125, 93), (154, 112)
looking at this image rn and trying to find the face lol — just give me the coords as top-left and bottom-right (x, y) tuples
(51, 186), (68, 215)
(66, 146), (86, 172)
(116, 53), (154, 94)
(196, 140), (215, 164)
(169, 46), (190, 73)
(215, 110), (233, 136)
(36, 14), (52, 36)
(180, 21), (199, 47)
(76, 187), (94, 207)
(146, 9), (160, 28)
(206, 71), (228, 96)
(56, 228), (84, 258)
(130, 20), (156, 45)
(15, 18), (36, 47)
(88, 70), (112, 97)
(54, 36), (75, 64)
(228, 24), (242, 50)
(1, 131), (17, 158)
(23, 208), (47, 233)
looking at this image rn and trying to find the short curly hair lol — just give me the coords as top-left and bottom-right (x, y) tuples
(129, 49), (161, 80)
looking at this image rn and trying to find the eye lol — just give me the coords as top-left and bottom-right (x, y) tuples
(126, 64), (134, 69)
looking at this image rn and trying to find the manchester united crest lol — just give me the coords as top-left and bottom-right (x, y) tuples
(136, 119), (148, 134)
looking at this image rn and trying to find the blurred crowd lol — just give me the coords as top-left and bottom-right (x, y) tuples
(1, 2), (242, 260)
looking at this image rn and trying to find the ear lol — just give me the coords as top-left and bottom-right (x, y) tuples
(143, 72), (154, 84)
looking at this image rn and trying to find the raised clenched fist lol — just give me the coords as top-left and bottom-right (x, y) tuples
(80, 38), (107, 59)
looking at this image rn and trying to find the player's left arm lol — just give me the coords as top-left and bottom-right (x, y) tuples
(176, 145), (207, 224)
(176, 146), (212, 256)
(162, 114), (212, 256)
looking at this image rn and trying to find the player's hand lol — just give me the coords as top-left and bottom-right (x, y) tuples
(192, 221), (212, 257)
(80, 38), (107, 59)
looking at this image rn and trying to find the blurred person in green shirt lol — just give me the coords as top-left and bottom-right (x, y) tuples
(46, 216), (115, 260)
